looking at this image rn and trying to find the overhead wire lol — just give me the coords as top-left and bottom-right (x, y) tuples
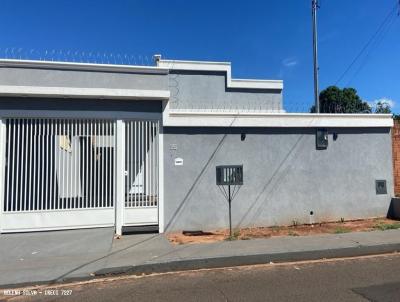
(334, 2), (399, 86)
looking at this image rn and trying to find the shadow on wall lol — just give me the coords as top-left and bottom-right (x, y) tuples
(164, 128), (307, 232)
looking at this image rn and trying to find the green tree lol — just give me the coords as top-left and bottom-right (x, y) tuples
(310, 86), (371, 113)
(375, 101), (392, 114)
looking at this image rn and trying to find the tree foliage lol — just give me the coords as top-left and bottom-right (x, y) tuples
(375, 100), (392, 114)
(310, 86), (371, 113)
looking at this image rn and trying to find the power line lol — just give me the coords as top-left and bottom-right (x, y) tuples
(346, 9), (398, 86)
(334, 2), (398, 86)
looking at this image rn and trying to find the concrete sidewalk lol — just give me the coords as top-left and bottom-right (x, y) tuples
(1, 228), (400, 288)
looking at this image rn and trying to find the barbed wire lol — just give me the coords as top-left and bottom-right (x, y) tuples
(0, 47), (155, 66)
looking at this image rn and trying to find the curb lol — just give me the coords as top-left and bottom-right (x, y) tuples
(1, 243), (399, 289)
(94, 243), (400, 276)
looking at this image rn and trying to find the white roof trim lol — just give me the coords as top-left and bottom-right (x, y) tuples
(163, 108), (393, 128)
(0, 59), (169, 74)
(157, 59), (283, 90)
(0, 85), (170, 100)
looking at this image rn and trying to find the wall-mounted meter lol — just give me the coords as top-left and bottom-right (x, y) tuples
(316, 128), (328, 150)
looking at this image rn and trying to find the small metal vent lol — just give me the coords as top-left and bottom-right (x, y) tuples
(216, 165), (243, 185)
(376, 180), (387, 195)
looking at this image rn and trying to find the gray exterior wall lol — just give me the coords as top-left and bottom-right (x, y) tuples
(0, 67), (168, 91)
(168, 71), (282, 111)
(163, 127), (393, 232)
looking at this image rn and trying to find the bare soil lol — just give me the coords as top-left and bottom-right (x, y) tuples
(167, 218), (400, 245)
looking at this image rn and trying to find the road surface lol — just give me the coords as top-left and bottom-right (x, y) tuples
(4, 253), (400, 302)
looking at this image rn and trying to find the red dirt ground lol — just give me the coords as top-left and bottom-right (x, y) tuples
(167, 218), (400, 245)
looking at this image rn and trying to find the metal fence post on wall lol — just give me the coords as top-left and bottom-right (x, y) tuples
(115, 120), (125, 235)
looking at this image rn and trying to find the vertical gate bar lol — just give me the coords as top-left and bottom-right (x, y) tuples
(39, 119), (44, 210)
(32, 120), (37, 210)
(148, 122), (152, 206)
(10, 119), (15, 211)
(75, 119), (78, 209)
(95, 120), (99, 207)
(78, 120), (81, 208)
(131, 121), (134, 207)
(105, 121), (109, 207)
(152, 122), (155, 206)
(156, 121), (159, 204)
(44, 120), (49, 210)
(21, 119), (25, 211)
(89, 120), (93, 208)
(145, 121), (148, 205)
(66, 119), (70, 209)
(73, 120), (76, 208)
(149, 122), (152, 206)
(57, 119), (60, 210)
(62, 119), (66, 209)
(50, 120), (54, 210)
(129, 121), (132, 208)
(22, 119), (28, 211)
(5, 120), (11, 212)
(140, 121), (143, 205)
(125, 121), (134, 207)
(109, 120), (111, 207)
(104, 121), (108, 207)
(15, 119), (20, 211)
(82, 120), (89, 208)
(126, 121), (129, 208)
(102, 120), (105, 208)
(88, 120), (91, 209)
(84, 120), (88, 208)
(134, 121), (137, 207)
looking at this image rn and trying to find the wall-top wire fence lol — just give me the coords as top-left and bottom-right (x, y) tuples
(0, 47), (155, 66)
(3, 118), (115, 212)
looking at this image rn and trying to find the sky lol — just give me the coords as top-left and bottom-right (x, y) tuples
(0, 0), (398, 112)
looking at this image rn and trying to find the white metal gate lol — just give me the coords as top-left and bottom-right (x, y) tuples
(124, 120), (159, 226)
(0, 118), (116, 232)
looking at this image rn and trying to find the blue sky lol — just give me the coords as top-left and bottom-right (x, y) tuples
(0, 0), (398, 112)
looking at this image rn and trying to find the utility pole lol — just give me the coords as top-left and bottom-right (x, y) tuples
(312, 0), (320, 113)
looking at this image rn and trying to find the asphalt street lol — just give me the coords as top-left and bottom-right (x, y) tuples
(4, 253), (400, 302)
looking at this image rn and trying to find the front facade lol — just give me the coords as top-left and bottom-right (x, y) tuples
(0, 56), (393, 234)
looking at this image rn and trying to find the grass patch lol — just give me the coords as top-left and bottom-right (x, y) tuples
(373, 223), (400, 231)
(334, 227), (351, 234)
(225, 229), (241, 241)
(288, 230), (299, 236)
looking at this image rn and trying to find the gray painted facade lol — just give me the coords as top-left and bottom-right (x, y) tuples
(163, 127), (393, 232)
(0, 67), (168, 91)
(167, 71), (283, 111)
(0, 59), (394, 234)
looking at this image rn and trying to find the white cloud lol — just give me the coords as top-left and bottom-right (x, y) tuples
(282, 57), (298, 67)
(369, 97), (395, 109)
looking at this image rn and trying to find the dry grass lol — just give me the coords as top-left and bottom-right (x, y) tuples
(167, 218), (400, 245)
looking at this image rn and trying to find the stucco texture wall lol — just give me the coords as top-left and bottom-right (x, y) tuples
(168, 71), (282, 111)
(163, 127), (393, 232)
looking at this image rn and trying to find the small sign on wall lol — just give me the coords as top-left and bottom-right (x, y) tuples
(174, 158), (183, 166)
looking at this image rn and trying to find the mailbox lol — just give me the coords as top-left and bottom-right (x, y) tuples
(216, 165), (243, 186)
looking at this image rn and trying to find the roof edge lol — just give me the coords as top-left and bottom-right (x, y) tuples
(0, 59), (169, 74)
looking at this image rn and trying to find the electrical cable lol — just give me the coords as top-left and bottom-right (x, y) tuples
(334, 3), (398, 86)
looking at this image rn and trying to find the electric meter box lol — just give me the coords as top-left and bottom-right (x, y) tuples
(316, 128), (328, 150)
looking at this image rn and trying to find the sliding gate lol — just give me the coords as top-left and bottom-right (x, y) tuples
(0, 118), (160, 233)
(0, 118), (116, 232)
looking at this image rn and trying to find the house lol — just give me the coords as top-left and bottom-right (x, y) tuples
(0, 56), (393, 234)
